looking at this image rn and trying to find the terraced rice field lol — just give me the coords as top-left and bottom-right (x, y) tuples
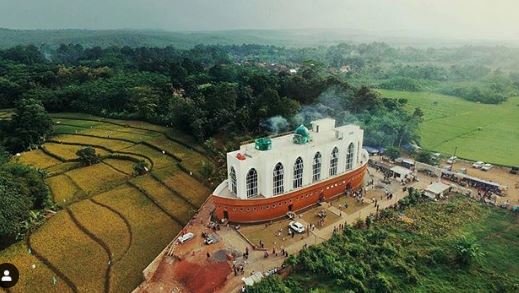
(51, 134), (135, 151)
(149, 136), (208, 172)
(29, 212), (109, 292)
(130, 175), (196, 224)
(1, 114), (213, 293)
(122, 144), (179, 170)
(15, 149), (62, 169)
(46, 174), (84, 205)
(45, 161), (82, 177)
(93, 185), (182, 292)
(153, 168), (211, 207)
(68, 200), (131, 261)
(66, 163), (130, 195)
(0, 242), (73, 293)
(44, 143), (111, 161)
(102, 159), (136, 176)
(378, 90), (519, 166)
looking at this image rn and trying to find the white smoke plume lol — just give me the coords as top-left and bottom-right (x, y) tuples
(262, 86), (361, 134)
(293, 86), (360, 127)
(260, 115), (289, 134)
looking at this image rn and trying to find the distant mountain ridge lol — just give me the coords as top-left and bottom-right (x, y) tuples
(0, 28), (358, 49)
(2, 28), (514, 49)
(0, 28), (519, 49)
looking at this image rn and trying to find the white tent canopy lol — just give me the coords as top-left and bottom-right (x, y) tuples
(424, 182), (450, 199)
(390, 166), (413, 177)
(242, 272), (264, 286)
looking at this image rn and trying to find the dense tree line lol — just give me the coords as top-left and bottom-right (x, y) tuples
(0, 99), (53, 249)
(0, 98), (53, 152)
(367, 64), (515, 104)
(0, 148), (51, 249)
(0, 44), (420, 148)
(219, 42), (519, 105)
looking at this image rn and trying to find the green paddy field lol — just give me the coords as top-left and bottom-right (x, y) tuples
(378, 90), (519, 166)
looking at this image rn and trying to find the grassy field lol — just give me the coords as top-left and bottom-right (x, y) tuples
(1, 114), (212, 293)
(377, 90), (519, 166)
(279, 196), (519, 292)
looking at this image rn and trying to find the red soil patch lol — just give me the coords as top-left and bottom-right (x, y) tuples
(173, 259), (231, 293)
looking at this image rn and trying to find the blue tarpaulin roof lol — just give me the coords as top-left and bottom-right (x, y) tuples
(364, 146), (384, 154)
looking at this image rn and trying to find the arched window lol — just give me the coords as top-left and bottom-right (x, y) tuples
(273, 163), (284, 195)
(230, 167), (237, 195)
(329, 147), (338, 176)
(312, 152), (322, 182)
(346, 142), (355, 170)
(246, 168), (258, 198)
(293, 157), (304, 189)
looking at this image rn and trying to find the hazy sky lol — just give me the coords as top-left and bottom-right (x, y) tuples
(1, 0), (518, 40)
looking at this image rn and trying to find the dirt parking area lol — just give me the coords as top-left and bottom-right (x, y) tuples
(240, 217), (310, 250)
(450, 160), (519, 204)
(331, 191), (380, 211)
(300, 206), (342, 229)
(239, 194), (377, 251)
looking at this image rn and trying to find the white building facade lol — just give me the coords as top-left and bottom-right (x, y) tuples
(226, 118), (365, 199)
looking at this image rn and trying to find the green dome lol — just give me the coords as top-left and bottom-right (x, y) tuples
(295, 125), (310, 137)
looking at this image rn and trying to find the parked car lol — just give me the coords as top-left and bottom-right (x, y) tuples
(204, 237), (216, 245)
(481, 163), (493, 171)
(472, 161), (484, 168)
(289, 221), (305, 233)
(178, 232), (194, 244)
(447, 156), (457, 164)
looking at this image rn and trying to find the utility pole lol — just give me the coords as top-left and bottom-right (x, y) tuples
(451, 146), (458, 169)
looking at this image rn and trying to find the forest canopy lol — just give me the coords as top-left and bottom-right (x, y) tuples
(0, 44), (423, 149)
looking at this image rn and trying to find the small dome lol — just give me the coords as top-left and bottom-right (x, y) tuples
(295, 125), (310, 137)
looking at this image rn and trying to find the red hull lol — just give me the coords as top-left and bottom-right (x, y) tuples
(213, 164), (367, 223)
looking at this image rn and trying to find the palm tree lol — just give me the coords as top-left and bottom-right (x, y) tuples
(455, 236), (484, 267)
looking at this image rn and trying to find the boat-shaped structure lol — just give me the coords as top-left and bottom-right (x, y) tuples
(212, 118), (368, 223)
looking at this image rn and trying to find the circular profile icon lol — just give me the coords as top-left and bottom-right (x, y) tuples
(0, 263), (19, 288)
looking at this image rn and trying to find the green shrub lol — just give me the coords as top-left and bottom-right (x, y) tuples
(247, 275), (291, 293)
(133, 160), (149, 176)
(372, 273), (394, 293)
(454, 236), (485, 267)
(76, 146), (100, 166)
